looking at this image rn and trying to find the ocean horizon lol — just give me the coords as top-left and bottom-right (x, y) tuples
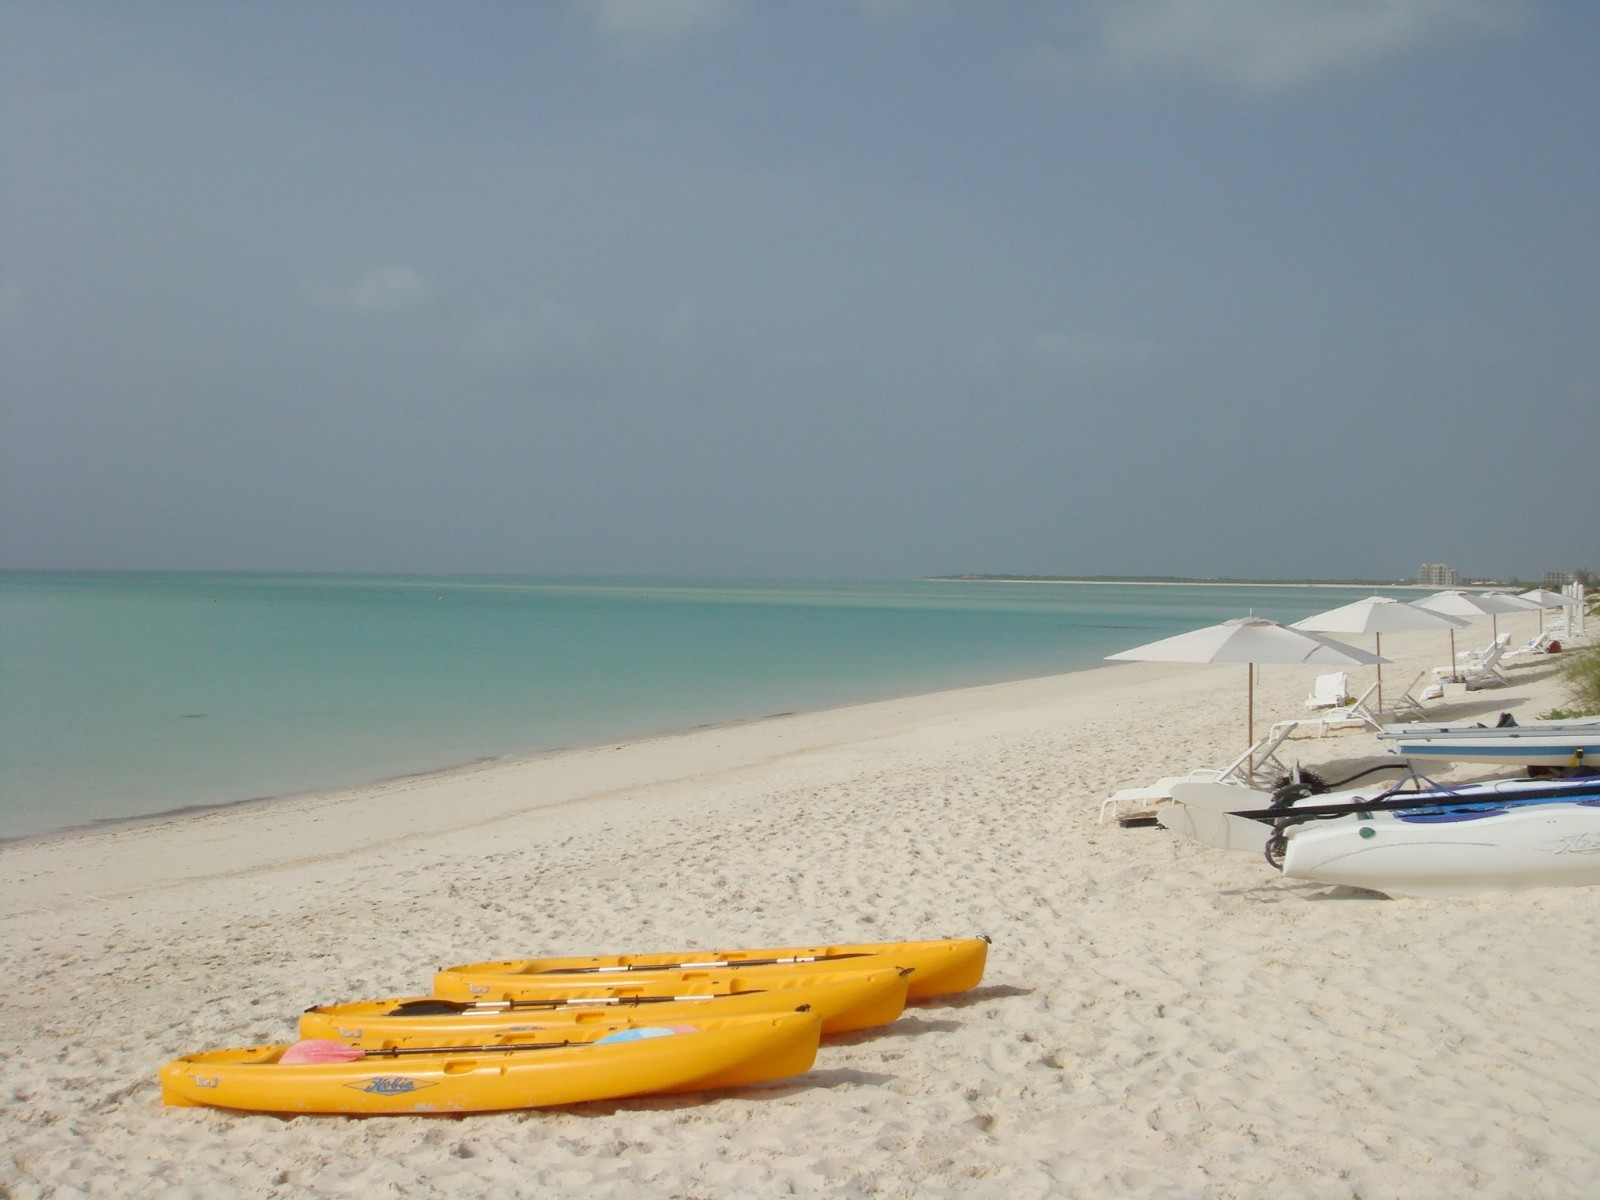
(1, 571), (1400, 840)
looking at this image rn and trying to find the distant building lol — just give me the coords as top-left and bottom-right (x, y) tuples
(1544, 570), (1579, 588)
(1418, 563), (1459, 587)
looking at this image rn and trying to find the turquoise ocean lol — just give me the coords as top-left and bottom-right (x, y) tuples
(0, 572), (1396, 840)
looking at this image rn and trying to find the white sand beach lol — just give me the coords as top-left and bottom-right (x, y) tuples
(2, 611), (1596, 1199)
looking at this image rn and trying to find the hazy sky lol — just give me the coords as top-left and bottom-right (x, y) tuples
(3, 1), (1595, 581)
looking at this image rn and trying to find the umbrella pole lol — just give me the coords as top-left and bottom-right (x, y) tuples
(1375, 633), (1383, 712)
(1247, 664), (1255, 778)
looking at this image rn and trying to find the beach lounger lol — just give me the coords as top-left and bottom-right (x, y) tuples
(1433, 642), (1509, 689)
(1283, 679), (1381, 737)
(1304, 672), (1350, 711)
(1501, 630), (1557, 664)
(1098, 722), (1298, 825)
(1382, 670), (1436, 721)
(1449, 632), (1510, 667)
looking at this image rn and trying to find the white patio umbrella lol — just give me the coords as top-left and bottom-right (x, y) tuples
(1415, 590), (1539, 675)
(1291, 595), (1466, 711)
(1472, 588), (1536, 643)
(1107, 616), (1385, 758)
(1519, 588), (1584, 632)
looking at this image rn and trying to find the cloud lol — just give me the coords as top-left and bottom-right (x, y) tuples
(458, 303), (597, 371)
(307, 265), (433, 315)
(1079, 0), (1527, 93)
(580, 0), (739, 44)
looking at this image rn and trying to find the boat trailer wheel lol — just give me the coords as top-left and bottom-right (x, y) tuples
(1264, 829), (1289, 871)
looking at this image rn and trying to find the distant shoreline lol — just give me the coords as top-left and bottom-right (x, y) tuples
(2, 568), (1540, 592)
(928, 575), (1443, 588)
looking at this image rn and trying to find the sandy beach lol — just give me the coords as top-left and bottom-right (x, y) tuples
(3, 609), (1596, 1199)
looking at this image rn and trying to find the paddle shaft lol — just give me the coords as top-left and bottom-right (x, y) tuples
(390, 992), (757, 1016)
(538, 951), (875, 976)
(349, 1035), (662, 1058)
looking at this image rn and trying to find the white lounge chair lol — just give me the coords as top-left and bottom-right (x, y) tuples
(1502, 630), (1557, 664)
(1433, 641), (1510, 687)
(1463, 649), (1511, 688)
(1098, 722), (1299, 825)
(1289, 679), (1381, 737)
(1453, 631), (1511, 665)
(1382, 670), (1436, 720)
(1304, 672), (1350, 710)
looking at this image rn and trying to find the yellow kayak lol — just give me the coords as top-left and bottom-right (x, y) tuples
(160, 1011), (821, 1115)
(301, 965), (910, 1043)
(435, 937), (989, 1003)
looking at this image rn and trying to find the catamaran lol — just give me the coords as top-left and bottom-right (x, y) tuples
(1377, 714), (1600, 768)
(1169, 773), (1600, 898)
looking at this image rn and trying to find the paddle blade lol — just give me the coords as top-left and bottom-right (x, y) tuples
(593, 1025), (698, 1045)
(281, 1040), (365, 1064)
(388, 999), (475, 1016)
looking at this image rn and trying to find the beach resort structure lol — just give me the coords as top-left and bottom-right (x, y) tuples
(1417, 562), (1460, 587)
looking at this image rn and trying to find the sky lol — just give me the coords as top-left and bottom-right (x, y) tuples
(2, 0), (1596, 582)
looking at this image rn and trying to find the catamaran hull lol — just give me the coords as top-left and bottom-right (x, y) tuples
(1281, 802), (1600, 898)
(1379, 718), (1600, 768)
(1160, 783), (1274, 854)
(1383, 741), (1599, 767)
(1164, 776), (1600, 859)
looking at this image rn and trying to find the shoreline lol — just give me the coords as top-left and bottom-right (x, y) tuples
(0, 657), (1173, 913)
(0, 657), (1122, 850)
(12, 573), (1523, 845)
(5, 610), (1596, 1198)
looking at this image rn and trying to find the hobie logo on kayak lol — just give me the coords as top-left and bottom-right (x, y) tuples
(189, 1075), (219, 1089)
(346, 1076), (437, 1095)
(1548, 832), (1600, 856)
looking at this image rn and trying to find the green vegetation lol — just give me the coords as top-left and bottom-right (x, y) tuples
(1555, 640), (1600, 717)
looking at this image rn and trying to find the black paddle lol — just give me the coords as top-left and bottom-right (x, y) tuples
(283, 1032), (691, 1063)
(384, 992), (775, 1017)
(367, 1038), (578, 1057)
